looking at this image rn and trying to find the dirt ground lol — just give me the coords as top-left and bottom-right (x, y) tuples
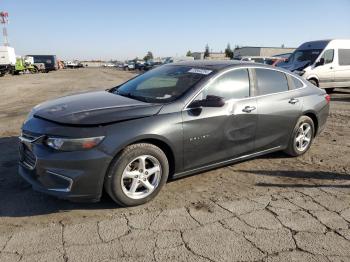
(0, 68), (350, 262)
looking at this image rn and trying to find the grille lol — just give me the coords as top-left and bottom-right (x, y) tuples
(19, 130), (40, 170)
(19, 143), (37, 170)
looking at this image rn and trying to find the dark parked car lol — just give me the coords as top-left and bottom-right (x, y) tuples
(19, 61), (330, 206)
(143, 61), (163, 71)
(29, 55), (58, 72)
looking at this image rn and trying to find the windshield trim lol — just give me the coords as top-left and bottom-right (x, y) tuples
(111, 65), (215, 104)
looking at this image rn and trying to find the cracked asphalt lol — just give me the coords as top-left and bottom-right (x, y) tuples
(0, 68), (350, 262)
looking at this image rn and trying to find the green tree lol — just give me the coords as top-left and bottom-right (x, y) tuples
(143, 51), (154, 61)
(204, 44), (210, 59)
(186, 50), (192, 57)
(224, 43), (233, 59)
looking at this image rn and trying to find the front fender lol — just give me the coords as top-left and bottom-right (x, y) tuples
(102, 113), (184, 171)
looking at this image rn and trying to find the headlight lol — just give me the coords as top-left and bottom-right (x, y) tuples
(45, 136), (105, 151)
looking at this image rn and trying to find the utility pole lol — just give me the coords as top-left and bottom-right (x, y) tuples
(0, 11), (9, 46)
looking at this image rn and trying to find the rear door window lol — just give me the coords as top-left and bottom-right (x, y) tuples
(339, 49), (350, 65)
(255, 68), (289, 95)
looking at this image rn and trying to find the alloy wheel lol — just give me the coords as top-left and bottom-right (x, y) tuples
(120, 155), (162, 199)
(295, 122), (312, 152)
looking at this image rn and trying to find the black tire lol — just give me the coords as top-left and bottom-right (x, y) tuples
(325, 88), (335, 94)
(104, 143), (169, 207)
(284, 116), (315, 157)
(30, 68), (38, 74)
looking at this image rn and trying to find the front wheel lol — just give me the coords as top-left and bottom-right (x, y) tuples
(284, 116), (315, 157)
(30, 68), (38, 74)
(104, 143), (169, 206)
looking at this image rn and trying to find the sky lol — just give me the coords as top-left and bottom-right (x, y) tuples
(1, 0), (350, 61)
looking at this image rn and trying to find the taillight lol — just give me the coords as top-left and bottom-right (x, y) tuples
(325, 94), (331, 103)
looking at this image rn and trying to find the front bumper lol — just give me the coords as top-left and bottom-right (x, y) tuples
(18, 132), (113, 202)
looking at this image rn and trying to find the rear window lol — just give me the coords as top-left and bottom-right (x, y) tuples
(255, 69), (289, 95)
(291, 76), (304, 89)
(339, 49), (350, 66)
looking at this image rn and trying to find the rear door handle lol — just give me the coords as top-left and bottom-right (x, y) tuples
(242, 106), (256, 113)
(289, 98), (299, 104)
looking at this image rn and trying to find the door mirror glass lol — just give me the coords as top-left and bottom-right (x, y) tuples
(189, 95), (225, 108)
(315, 58), (325, 67)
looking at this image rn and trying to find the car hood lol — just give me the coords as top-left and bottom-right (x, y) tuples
(33, 91), (163, 125)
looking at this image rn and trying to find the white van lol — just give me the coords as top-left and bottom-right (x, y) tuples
(278, 39), (350, 92)
(0, 46), (16, 76)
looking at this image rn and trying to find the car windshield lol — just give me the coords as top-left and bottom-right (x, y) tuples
(112, 65), (212, 103)
(288, 49), (322, 64)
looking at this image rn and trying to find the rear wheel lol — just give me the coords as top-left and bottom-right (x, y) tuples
(284, 116), (314, 156)
(104, 143), (169, 206)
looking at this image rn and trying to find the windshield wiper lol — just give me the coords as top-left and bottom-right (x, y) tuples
(116, 91), (152, 103)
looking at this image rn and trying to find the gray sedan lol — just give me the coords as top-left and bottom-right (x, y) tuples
(19, 61), (330, 206)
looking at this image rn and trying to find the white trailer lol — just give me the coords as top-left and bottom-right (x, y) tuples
(0, 46), (16, 76)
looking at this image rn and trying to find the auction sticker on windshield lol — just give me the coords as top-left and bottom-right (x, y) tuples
(188, 68), (212, 75)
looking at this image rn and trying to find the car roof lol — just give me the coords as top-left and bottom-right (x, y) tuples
(169, 60), (302, 81)
(169, 59), (279, 71)
(241, 56), (277, 59)
(170, 60), (243, 69)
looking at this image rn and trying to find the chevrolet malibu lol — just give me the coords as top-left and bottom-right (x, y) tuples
(19, 61), (330, 206)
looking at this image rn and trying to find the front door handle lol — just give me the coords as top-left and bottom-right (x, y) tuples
(289, 98), (299, 104)
(242, 106), (256, 113)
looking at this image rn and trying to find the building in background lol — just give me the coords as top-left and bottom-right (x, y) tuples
(233, 46), (295, 59)
(191, 52), (229, 60)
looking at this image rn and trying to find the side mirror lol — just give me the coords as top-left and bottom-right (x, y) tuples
(189, 95), (225, 108)
(315, 58), (325, 67)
